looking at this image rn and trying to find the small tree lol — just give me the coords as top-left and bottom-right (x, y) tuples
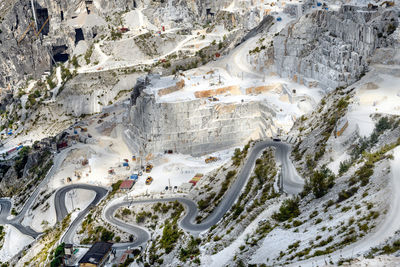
(272, 197), (300, 222)
(307, 166), (335, 198)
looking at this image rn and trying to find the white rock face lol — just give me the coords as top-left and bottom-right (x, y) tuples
(273, 6), (398, 89)
(126, 92), (273, 156)
(125, 75), (276, 156)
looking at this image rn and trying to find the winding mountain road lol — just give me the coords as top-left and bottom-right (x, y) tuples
(0, 140), (304, 253)
(54, 184), (108, 245)
(102, 140), (304, 248)
(0, 146), (81, 238)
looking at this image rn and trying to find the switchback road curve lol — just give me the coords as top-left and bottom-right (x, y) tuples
(0, 146), (81, 238)
(103, 140), (304, 248)
(54, 184), (108, 244)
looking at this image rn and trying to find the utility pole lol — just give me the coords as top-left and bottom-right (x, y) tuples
(69, 189), (75, 210)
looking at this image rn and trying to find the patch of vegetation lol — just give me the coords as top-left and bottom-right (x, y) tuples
(71, 55), (80, 69)
(179, 237), (201, 262)
(111, 180), (123, 194)
(81, 225), (116, 244)
(84, 45), (94, 65)
(302, 165), (335, 198)
(111, 28), (122, 40)
(349, 136), (400, 187)
(50, 243), (64, 267)
(338, 159), (352, 175)
(14, 146), (31, 178)
(160, 220), (182, 254)
(272, 198), (300, 222)
(337, 186), (359, 202)
(231, 141), (251, 166)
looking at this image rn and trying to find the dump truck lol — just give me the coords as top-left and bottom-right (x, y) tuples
(145, 164), (153, 173)
(146, 176), (153, 185)
(205, 156), (218, 163)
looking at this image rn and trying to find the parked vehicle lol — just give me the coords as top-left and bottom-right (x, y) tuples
(146, 177), (153, 185)
(130, 174), (138, 180)
(205, 156), (218, 163)
(145, 164), (153, 173)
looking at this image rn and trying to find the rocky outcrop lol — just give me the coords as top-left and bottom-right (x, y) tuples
(273, 6), (398, 89)
(0, 0), (51, 88)
(56, 71), (140, 116)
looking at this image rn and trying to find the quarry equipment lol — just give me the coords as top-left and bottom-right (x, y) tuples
(35, 16), (50, 37)
(18, 22), (35, 44)
(205, 156), (218, 163)
(130, 174), (138, 180)
(82, 158), (89, 166)
(145, 177), (153, 185)
(17, 16), (50, 44)
(145, 164), (153, 173)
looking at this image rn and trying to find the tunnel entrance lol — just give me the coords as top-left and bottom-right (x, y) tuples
(85, 0), (93, 14)
(52, 45), (69, 64)
(75, 28), (85, 44)
(36, 8), (49, 35)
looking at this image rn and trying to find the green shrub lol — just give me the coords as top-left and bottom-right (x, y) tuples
(304, 166), (335, 198)
(272, 198), (300, 222)
(160, 220), (182, 254)
(50, 243), (65, 267)
(84, 45), (94, 65)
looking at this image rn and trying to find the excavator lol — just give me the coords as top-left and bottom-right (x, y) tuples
(17, 16), (50, 44)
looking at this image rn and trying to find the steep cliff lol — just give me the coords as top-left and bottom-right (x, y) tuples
(125, 75), (275, 156)
(0, 0), (51, 88)
(273, 6), (398, 89)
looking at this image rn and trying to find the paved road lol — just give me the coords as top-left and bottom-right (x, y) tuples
(0, 199), (39, 237)
(0, 146), (79, 238)
(54, 184), (108, 244)
(0, 141), (304, 252)
(103, 140), (304, 248)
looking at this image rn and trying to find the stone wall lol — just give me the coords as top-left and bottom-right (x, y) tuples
(126, 91), (273, 156)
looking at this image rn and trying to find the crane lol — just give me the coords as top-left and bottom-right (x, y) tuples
(17, 16), (50, 44)
(17, 21), (35, 44)
(35, 16), (49, 37)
